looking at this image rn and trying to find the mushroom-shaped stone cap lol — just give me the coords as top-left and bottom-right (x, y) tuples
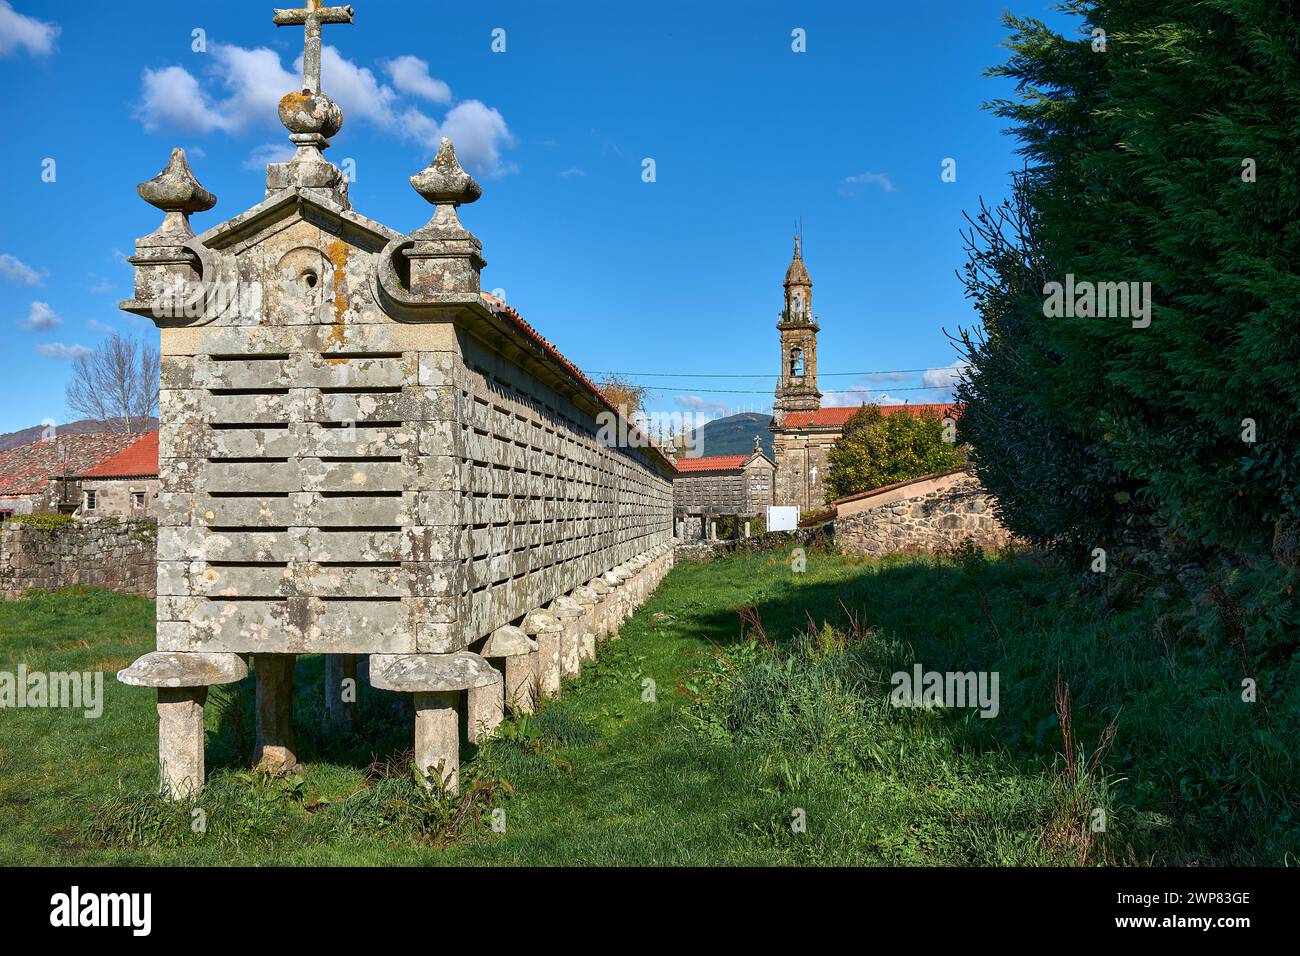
(572, 585), (598, 606)
(137, 148), (216, 214)
(369, 651), (498, 692)
(522, 609), (563, 635)
(411, 138), (482, 206)
(602, 570), (626, 586)
(587, 578), (611, 595)
(117, 651), (247, 688)
(548, 595), (584, 619)
(481, 625), (535, 658)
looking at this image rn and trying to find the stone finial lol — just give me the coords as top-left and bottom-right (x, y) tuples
(403, 138), (486, 295)
(136, 148), (216, 242)
(411, 138), (482, 207)
(753, 434), (763, 454)
(264, 2), (353, 201)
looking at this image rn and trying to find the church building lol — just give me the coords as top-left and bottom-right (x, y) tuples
(769, 237), (955, 512)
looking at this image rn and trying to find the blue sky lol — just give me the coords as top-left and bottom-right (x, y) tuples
(0, 0), (1075, 434)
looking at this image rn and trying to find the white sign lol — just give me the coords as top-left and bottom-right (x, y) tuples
(766, 505), (799, 532)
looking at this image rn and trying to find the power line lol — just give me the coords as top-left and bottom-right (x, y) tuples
(584, 366), (960, 379)
(634, 384), (956, 395)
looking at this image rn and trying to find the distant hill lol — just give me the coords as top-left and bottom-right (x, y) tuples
(690, 412), (774, 458)
(0, 417), (158, 454)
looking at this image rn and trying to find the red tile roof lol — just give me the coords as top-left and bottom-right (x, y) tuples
(479, 292), (675, 473)
(674, 453), (750, 474)
(781, 403), (959, 429)
(0, 432), (141, 498)
(82, 431), (158, 478)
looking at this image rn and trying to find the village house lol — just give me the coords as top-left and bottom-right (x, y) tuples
(72, 431), (160, 519)
(0, 432), (141, 518)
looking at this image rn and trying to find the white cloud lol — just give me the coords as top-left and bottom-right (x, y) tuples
(138, 64), (227, 133)
(840, 171), (896, 195)
(822, 385), (904, 407)
(0, 2), (58, 57)
(87, 318), (115, 333)
(20, 301), (60, 331)
(439, 100), (515, 176)
(921, 360), (971, 393)
(135, 44), (515, 176)
(559, 167), (586, 178)
(0, 252), (41, 285)
(673, 395), (731, 418)
(36, 342), (91, 360)
(399, 107), (440, 144)
(243, 142), (295, 170)
(384, 55), (451, 104)
(318, 45), (398, 127)
(87, 278), (116, 294)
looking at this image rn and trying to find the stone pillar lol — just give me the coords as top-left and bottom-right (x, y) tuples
(572, 585), (600, 663)
(523, 609), (564, 699)
(369, 651), (498, 796)
(745, 521), (751, 538)
(255, 654), (297, 771)
(324, 654), (359, 733)
(549, 595), (585, 678)
(466, 670), (504, 745)
(710, 521), (717, 541)
(117, 650), (248, 800)
(587, 577), (612, 639)
(414, 691), (460, 791)
(157, 687), (208, 800)
(481, 625), (536, 714)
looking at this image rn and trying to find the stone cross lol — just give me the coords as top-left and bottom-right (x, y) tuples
(273, 1), (354, 93)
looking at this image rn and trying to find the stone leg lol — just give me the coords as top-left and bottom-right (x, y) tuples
(255, 654), (297, 771)
(504, 654), (534, 714)
(324, 654), (359, 733)
(580, 631), (597, 663)
(561, 625), (582, 677)
(157, 687), (208, 800)
(467, 673), (504, 745)
(414, 690), (460, 793)
(537, 629), (562, 699)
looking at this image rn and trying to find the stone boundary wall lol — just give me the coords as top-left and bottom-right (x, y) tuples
(0, 518), (157, 600)
(674, 526), (833, 562)
(834, 469), (1014, 556)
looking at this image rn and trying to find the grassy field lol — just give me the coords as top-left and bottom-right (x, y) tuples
(0, 546), (1295, 865)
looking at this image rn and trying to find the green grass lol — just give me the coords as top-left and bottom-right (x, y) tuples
(0, 549), (1295, 865)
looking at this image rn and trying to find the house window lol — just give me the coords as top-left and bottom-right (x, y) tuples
(83, 490), (98, 512)
(131, 491), (146, 511)
(790, 348), (804, 377)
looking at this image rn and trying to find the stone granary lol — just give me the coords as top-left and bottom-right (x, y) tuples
(672, 437), (774, 539)
(117, 2), (675, 798)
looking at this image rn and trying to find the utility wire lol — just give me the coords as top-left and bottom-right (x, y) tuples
(584, 365), (960, 379)
(634, 384), (955, 395)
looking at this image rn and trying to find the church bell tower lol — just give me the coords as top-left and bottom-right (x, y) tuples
(772, 233), (821, 424)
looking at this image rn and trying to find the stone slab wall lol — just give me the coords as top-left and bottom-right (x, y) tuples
(453, 332), (673, 645)
(834, 470), (1014, 556)
(0, 518), (157, 600)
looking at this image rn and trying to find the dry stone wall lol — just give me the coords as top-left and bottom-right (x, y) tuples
(834, 469), (1014, 556)
(0, 518), (156, 600)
